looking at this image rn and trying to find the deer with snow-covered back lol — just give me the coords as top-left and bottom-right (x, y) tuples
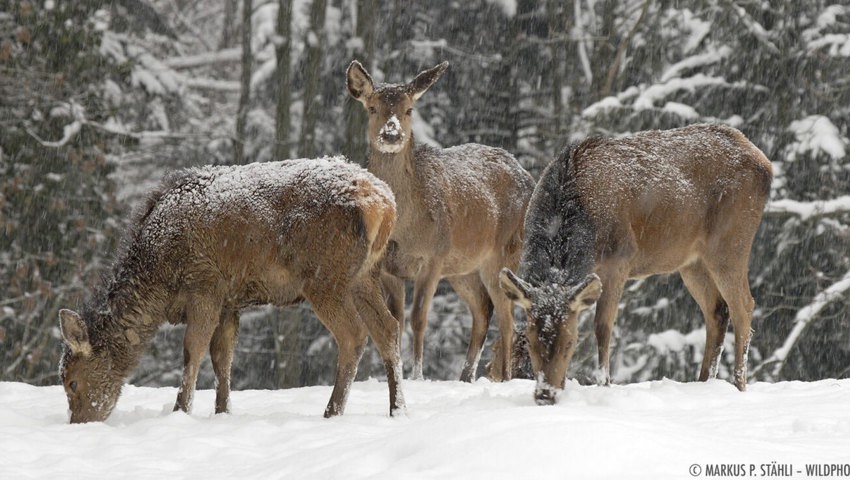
(58, 157), (405, 423)
(346, 60), (535, 381)
(499, 124), (772, 404)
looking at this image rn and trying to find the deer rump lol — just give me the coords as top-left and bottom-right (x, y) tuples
(58, 157), (404, 423)
(501, 124), (772, 404)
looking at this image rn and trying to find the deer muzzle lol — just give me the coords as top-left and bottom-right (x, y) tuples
(378, 115), (404, 146)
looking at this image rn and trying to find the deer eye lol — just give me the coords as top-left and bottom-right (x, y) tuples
(405, 108), (413, 116)
(69, 381), (78, 393)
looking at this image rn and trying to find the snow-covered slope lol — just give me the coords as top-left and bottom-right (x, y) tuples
(2, 378), (848, 479)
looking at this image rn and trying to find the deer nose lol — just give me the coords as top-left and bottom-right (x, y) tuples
(534, 387), (557, 405)
(379, 115), (403, 144)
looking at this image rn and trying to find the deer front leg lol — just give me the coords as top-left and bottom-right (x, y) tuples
(210, 308), (240, 414)
(483, 267), (516, 382)
(592, 275), (625, 386)
(410, 266), (441, 380)
(175, 298), (220, 413)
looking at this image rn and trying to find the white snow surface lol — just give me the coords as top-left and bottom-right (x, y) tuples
(2, 379), (849, 479)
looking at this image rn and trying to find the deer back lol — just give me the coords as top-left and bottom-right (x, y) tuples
(132, 158), (395, 304)
(571, 124), (772, 275)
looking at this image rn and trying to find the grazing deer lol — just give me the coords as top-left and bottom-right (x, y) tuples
(58, 157), (405, 423)
(346, 60), (535, 381)
(499, 124), (772, 404)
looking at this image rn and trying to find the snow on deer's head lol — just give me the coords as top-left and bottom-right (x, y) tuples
(347, 60), (448, 154)
(499, 268), (602, 405)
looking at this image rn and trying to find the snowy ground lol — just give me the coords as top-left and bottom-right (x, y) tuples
(2, 378), (849, 479)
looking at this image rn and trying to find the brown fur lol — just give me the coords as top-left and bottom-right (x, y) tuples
(58, 158), (406, 422)
(501, 124), (772, 403)
(347, 60), (536, 381)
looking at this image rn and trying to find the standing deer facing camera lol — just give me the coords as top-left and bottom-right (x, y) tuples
(347, 61), (535, 381)
(499, 124), (772, 404)
(58, 157), (405, 422)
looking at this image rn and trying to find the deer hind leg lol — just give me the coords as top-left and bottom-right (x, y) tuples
(210, 308), (240, 414)
(308, 290), (369, 418)
(680, 261), (729, 382)
(705, 260), (754, 392)
(353, 271), (406, 416)
(175, 296), (221, 413)
(381, 272), (406, 349)
(449, 273), (494, 382)
(593, 271), (626, 386)
(410, 266), (441, 380)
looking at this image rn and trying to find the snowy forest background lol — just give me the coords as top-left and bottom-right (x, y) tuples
(2, 0), (849, 390)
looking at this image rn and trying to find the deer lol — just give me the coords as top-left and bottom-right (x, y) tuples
(346, 60), (536, 382)
(499, 124), (773, 404)
(58, 157), (406, 423)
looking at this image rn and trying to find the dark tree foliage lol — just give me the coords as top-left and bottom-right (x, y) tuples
(1, 0), (121, 383)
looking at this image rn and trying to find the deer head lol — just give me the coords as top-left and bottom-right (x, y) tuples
(58, 309), (124, 423)
(347, 60), (449, 154)
(499, 268), (602, 404)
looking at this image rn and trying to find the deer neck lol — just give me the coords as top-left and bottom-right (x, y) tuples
(367, 138), (422, 222)
(99, 272), (169, 377)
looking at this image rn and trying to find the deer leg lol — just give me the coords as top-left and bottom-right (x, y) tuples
(308, 291), (368, 417)
(381, 272), (406, 349)
(175, 298), (221, 413)
(707, 262), (755, 392)
(449, 274), (493, 382)
(353, 271), (406, 416)
(210, 308), (240, 414)
(410, 268), (441, 380)
(592, 273), (625, 386)
(680, 262), (729, 382)
(483, 267), (516, 382)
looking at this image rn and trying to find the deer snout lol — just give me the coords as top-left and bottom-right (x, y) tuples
(534, 374), (560, 405)
(534, 387), (557, 406)
(378, 115), (404, 145)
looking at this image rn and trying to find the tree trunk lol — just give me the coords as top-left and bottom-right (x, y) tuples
(219, 0), (238, 50)
(548, 0), (571, 141)
(590, 0), (617, 100)
(343, 0), (377, 167)
(234, 0), (253, 165)
(275, 0), (293, 160)
(298, 0), (327, 158)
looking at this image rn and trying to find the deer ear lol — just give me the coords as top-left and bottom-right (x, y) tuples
(499, 268), (532, 310)
(59, 309), (92, 357)
(568, 274), (602, 311)
(346, 60), (374, 103)
(407, 61), (449, 101)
